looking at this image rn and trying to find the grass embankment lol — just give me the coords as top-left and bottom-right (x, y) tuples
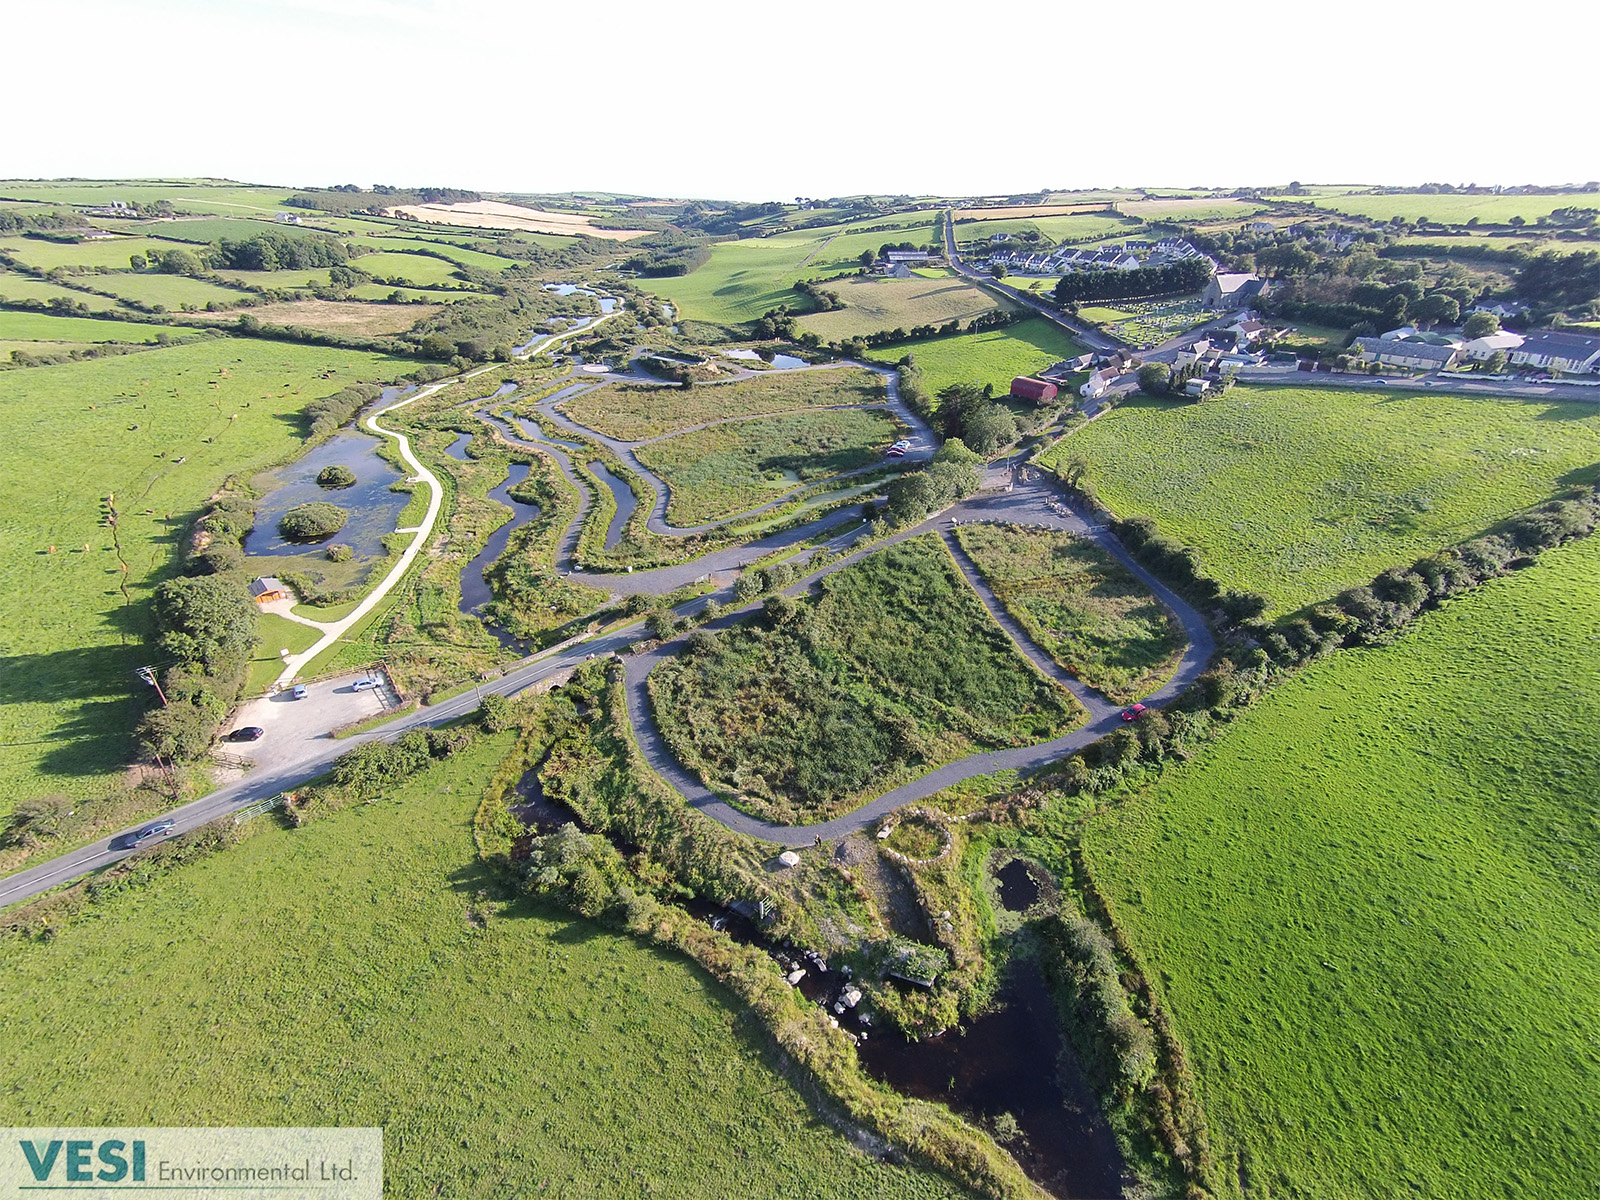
(0, 339), (409, 819)
(1079, 532), (1600, 1199)
(0, 734), (967, 1200)
(650, 535), (1084, 823)
(795, 276), (1003, 342)
(954, 523), (1184, 702)
(637, 408), (900, 526)
(562, 366), (886, 441)
(1044, 385), (1600, 614)
(869, 318), (1085, 397)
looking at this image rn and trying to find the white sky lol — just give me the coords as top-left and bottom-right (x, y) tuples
(5, 0), (1595, 202)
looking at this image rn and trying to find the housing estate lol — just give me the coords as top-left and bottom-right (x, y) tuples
(1509, 330), (1600, 373)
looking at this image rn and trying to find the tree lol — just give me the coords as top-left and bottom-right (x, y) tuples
(858, 248), (876, 267)
(961, 403), (1016, 456)
(152, 575), (257, 675)
(1137, 364), (1171, 396)
(1462, 311), (1500, 338)
(1412, 294), (1460, 328)
(1485, 350), (1509, 374)
(278, 502), (348, 541)
(477, 693), (515, 732)
(156, 247), (204, 276)
(645, 610), (679, 641)
(991, 264), (1008, 279)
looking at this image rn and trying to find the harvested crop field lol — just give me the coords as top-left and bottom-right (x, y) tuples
(796, 276), (1003, 342)
(392, 200), (649, 240)
(229, 300), (440, 335)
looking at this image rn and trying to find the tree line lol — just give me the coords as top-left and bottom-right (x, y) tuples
(1054, 258), (1214, 304)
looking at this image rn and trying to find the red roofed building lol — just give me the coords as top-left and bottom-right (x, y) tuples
(1009, 376), (1057, 404)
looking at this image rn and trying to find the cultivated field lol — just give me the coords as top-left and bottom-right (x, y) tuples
(636, 408), (899, 525)
(0, 181), (298, 215)
(650, 535), (1083, 822)
(1116, 197), (1265, 219)
(0, 735), (966, 1200)
(0, 339), (409, 818)
(870, 317), (1086, 397)
(953, 213), (1136, 245)
(1046, 385), (1600, 613)
(222, 299), (440, 336)
(393, 199), (646, 240)
(1081, 532), (1600, 1200)
(1310, 191), (1600, 225)
(796, 275), (1003, 341)
(562, 367), (886, 441)
(954, 523), (1184, 701)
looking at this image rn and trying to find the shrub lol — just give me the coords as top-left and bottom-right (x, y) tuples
(324, 543), (352, 562)
(316, 464), (357, 489)
(278, 502), (348, 542)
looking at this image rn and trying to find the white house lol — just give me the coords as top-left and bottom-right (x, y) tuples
(1227, 319), (1268, 345)
(1079, 368), (1120, 400)
(1469, 300), (1524, 320)
(1462, 331), (1525, 361)
(1509, 330), (1600, 373)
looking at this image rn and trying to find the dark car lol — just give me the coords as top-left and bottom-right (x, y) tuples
(1120, 703), (1148, 722)
(225, 726), (265, 742)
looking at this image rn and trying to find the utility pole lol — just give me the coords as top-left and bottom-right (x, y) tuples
(136, 665), (168, 707)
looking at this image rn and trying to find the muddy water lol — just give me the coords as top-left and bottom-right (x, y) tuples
(458, 463), (538, 648)
(858, 960), (1124, 1199)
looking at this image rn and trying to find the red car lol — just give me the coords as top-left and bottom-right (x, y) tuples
(1120, 704), (1148, 722)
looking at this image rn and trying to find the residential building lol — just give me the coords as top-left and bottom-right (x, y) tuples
(1009, 376), (1058, 404)
(1462, 331), (1525, 361)
(1227, 319), (1267, 345)
(1246, 220), (1276, 234)
(1352, 337), (1459, 370)
(1184, 378), (1211, 397)
(1042, 354), (1094, 377)
(1469, 299), (1524, 320)
(1173, 339), (1212, 369)
(1079, 368), (1121, 399)
(1201, 272), (1270, 310)
(1509, 330), (1600, 373)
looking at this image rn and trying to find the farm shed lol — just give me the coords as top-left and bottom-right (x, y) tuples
(1009, 376), (1058, 404)
(249, 576), (294, 605)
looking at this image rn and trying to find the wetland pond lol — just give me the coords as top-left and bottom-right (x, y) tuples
(244, 430), (407, 560)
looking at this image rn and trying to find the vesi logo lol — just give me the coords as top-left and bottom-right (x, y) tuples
(18, 1139), (146, 1183)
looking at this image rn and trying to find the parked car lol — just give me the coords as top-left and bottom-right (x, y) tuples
(351, 678), (381, 692)
(225, 726), (265, 742)
(1120, 704), (1148, 722)
(885, 447), (905, 458)
(291, 685), (309, 700)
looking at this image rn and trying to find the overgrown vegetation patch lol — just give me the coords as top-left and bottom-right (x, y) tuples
(954, 522), (1185, 701)
(650, 535), (1083, 822)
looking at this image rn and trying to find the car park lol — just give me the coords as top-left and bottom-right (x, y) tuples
(351, 679), (381, 692)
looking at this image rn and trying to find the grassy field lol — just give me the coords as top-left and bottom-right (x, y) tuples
(0, 235), (172, 271)
(0, 181), (297, 215)
(344, 251), (474, 289)
(0, 339), (410, 819)
(953, 213), (1136, 245)
(348, 236), (514, 272)
(563, 366), (886, 441)
(1080, 532), (1600, 1199)
(642, 215), (943, 325)
(954, 523), (1184, 702)
(0, 310), (171, 343)
(0, 273), (124, 311)
(0, 734), (966, 1199)
(245, 612), (323, 694)
(1116, 197), (1265, 219)
(650, 534), (1083, 822)
(869, 317), (1085, 396)
(637, 408), (899, 525)
(215, 268), (338, 290)
(221, 299), (438, 335)
(1044, 385), (1600, 614)
(1310, 192), (1600, 225)
(81, 272), (251, 310)
(796, 275), (1002, 341)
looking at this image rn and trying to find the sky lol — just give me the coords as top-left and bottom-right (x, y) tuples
(5, 0), (1595, 202)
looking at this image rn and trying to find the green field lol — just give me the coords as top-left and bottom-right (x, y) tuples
(0, 735), (964, 1200)
(0, 273), (124, 311)
(563, 366), (886, 441)
(0, 181), (297, 215)
(637, 408), (899, 525)
(1045, 385), (1600, 613)
(650, 534), (1083, 822)
(348, 236), (514, 272)
(347, 250), (475, 289)
(1080, 532), (1600, 1199)
(870, 317), (1086, 396)
(954, 523), (1184, 701)
(1311, 192), (1600, 225)
(0, 339), (410, 820)
(0, 235), (172, 271)
(216, 267), (337, 290)
(82, 272), (251, 310)
(641, 214), (943, 325)
(796, 275), (1003, 341)
(954, 213), (1136, 245)
(0, 310), (171, 344)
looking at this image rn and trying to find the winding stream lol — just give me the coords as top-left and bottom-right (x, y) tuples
(458, 463), (539, 649)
